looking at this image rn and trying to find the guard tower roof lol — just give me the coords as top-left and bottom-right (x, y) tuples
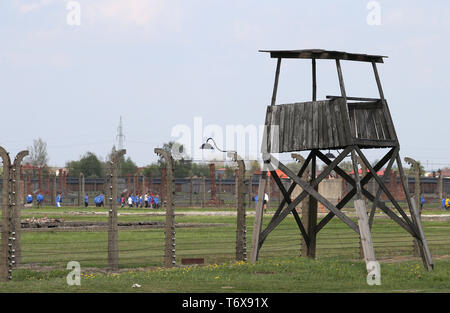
(259, 49), (387, 63)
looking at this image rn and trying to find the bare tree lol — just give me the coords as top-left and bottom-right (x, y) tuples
(25, 138), (49, 167)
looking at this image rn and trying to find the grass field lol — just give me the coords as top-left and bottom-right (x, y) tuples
(0, 204), (448, 293)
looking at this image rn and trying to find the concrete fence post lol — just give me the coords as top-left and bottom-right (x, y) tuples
(405, 157), (422, 257)
(155, 148), (176, 268)
(0, 147), (28, 281)
(229, 152), (247, 262)
(11, 151), (29, 268)
(108, 149), (126, 272)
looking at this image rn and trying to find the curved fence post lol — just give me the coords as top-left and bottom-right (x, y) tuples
(229, 152), (247, 262)
(405, 157), (422, 257)
(0, 147), (12, 281)
(107, 149), (126, 271)
(154, 148), (175, 268)
(11, 150), (29, 268)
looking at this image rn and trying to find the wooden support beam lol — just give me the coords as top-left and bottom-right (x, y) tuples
(354, 147), (416, 231)
(259, 147), (354, 245)
(312, 58), (317, 101)
(267, 152), (360, 235)
(315, 148), (417, 237)
(269, 168), (310, 247)
(269, 151), (314, 223)
(355, 199), (376, 264)
(368, 148), (398, 228)
(250, 173), (268, 263)
(271, 58), (282, 106)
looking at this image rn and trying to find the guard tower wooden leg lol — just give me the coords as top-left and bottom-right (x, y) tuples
(351, 149), (377, 268)
(250, 172), (268, 263)
(303, 153), (317, 258)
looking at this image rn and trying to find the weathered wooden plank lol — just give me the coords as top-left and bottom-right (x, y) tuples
(271, 105), (282, 152)
(380, 99), (398, 142)
(301, 102), (308, 148)
(377, 108), (390, 140)
(347, 101), (383, 110)
(373, 108), (385, 140)
(327, 95), (381, 102)
(319, 102), (327, 149)
(353, 138), (398, 148)
(279, 105), (286, 152)
(364, 108), (378, 140)
(263, 106), (273, 153)
(348, 107), (356, 138)
(325, 101), (336, 147)
(287, 104), (296, 151)
(293, 102), (304, 151)
(282, 104), (292, 151)
(305, 102), (313, 148)
(332, 99), (344, 146)
(312, 101), (319, 148)
(355, 108), (364, 138)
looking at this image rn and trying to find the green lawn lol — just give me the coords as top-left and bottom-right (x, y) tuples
(0, 205), (448, 292)
(2, 256), (450, 293)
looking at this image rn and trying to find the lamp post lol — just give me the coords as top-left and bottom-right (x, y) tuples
(200, 138), (247, 261)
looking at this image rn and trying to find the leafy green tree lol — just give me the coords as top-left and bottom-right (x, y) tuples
(67, 152), (104, 178)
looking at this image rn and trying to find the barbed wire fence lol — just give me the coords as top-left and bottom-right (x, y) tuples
(0, 147), (449, 281)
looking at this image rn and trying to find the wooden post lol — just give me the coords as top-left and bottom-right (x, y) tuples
(305, 154), (317, 258)
(437, 169), (443, 204)
(355, 200), (376, 265)
(250, 173), (268, 263)
(271, 58), (282, 106)
(155, 148), (176, 267)
(356, 155), (368, 259)
(108, 149), (126, 271)
(312, 58), (317, 101)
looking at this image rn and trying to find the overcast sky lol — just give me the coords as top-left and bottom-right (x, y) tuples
(0, 0), (449, 170)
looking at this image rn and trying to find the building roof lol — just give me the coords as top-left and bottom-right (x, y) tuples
(253, 169), (289, 179)
(259, 49), (387, 63)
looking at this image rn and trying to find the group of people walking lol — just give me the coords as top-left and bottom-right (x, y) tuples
(121, 192), (160, 208)
(82, 192), (160, 209)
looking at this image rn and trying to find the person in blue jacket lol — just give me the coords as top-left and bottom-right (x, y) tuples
(26, 194), (33, 204)
(94, 194), (104, 207)
(36, 193), (44, 208)
(153, 195), (159, 209)
(56, 193), (62, 207)
(442, 197), (447, 210)
(420, 195), (425, 211)
(84, 194), (89, 207)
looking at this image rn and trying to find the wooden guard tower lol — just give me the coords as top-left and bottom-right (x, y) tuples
(250, 49), (434, 271)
